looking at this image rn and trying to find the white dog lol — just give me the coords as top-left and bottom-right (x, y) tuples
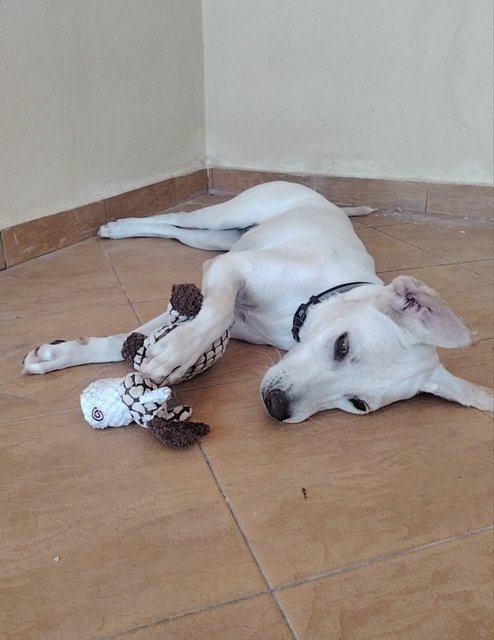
(23, 181), (493, 422)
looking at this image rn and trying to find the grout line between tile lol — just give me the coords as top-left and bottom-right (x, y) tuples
(270, 590), (301, 640)
(197, 443), (299, 640)
(0, 299), (135, 324)
(455, 261), (494, 283)
(0, 407), (79, 425)
(376, 260), (451, 275)
(365, 225), (454, 265)
(178, 374), (264, 394)
(97, 239), (141, 327)
(94, 590), (270, 640)
(274, 524), (494, 593)
(373, 223), (492, 265)
(456, 257), (494, 264)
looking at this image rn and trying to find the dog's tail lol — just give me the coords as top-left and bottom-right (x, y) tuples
(341, 206), (378, 217)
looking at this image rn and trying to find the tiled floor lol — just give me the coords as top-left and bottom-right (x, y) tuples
(1, 195), (493, 640)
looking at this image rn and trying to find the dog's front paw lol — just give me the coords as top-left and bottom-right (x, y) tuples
(138, 325), (204, 385)
(23, 340), (67, 374)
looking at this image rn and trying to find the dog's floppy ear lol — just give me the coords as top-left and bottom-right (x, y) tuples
(376, 276), (471, 348)
(421, 364), (493, 412)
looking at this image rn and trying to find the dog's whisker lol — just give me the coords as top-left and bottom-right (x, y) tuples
(251, 349), (278, 367)
(273, 347), (284, 363)
(252, 367), (270, 376)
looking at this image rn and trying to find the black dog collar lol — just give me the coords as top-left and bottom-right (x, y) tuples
(292, 282), (373, 342)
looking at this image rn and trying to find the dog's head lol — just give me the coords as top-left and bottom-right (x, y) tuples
(261, 276), (493, 422)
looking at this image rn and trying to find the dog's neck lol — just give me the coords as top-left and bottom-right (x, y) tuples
(291, 281), (374, 342)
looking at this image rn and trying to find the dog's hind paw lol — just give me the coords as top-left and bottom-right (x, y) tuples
(23, 341), (67, 374)
(98, 220), (129, 239)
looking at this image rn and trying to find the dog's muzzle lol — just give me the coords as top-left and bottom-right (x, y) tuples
(263, 388), (291, 421)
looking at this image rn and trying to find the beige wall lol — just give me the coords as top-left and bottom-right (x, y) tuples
(0, 1), (205, 228)
(203, 0), (493, 185)
(1, 1), (492, 230)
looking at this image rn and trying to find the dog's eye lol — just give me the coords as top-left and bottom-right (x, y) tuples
(334, 332), (349, 360)
(349, 397), (369, 412)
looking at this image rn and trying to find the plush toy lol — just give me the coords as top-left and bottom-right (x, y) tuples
(80, 284), (230, 447)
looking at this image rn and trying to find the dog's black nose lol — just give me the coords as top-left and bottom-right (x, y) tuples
(263, 389), (291, 421)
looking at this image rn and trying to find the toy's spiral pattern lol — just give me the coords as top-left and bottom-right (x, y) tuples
(92, 407), (104, 422)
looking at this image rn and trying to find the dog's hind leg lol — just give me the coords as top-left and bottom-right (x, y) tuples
(99, 221), (243, 250)
(99, 181), (331, 239)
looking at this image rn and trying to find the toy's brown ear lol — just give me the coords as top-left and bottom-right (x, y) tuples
(121, 332), (146, 365)
(170, 283), (203, 318)
(148, 416), (210, 448)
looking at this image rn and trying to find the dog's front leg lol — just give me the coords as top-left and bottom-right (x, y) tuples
(139, 254), (247, 384)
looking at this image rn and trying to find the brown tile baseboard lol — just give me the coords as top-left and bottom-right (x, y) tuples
(175, 170), (209, 203)
(209, 167), (493, 219)
(427, 183), (494, 217)
(313, 175), (428, 211)
(210, 168), (312, 193)
(2, 200), (107, 268)
(0, 170), (208, 269)
(1, 167), (491, 270)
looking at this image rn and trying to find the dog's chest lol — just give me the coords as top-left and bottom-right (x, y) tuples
(233, 290), (298, 348)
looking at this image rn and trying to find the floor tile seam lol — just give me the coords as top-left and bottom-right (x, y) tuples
(366, 217), (460, 229)
(374, 224), (493, 262)
(368, 210), (494, 229)
(457, 257), (494, 265)
(97, 239), (141, 327)
(273, 524), (494, 593)
(0, 375), (261, 425)
(197, 444), (298, 640)
(456, 262), (494, 283)
(376, 263), (451, 276)
(129, 300), (149, 327)
(363, 208), (434, 228)
(178, 375), (263, 394)
(0, 299), (135, 324)
(368, 224), (456, 262)
(128, 295), (166, 307)
(128, 297), (169, 308)
(0, 407), (79, 425)
(271, 590), (301, 640)
(366, 220), (405, 228)
(93, 590), (271, 640)
(375, 256), (471, 275)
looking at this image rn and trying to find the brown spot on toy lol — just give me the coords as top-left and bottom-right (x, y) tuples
(301, 487), (307, 499)
(148, 417), (210, 448)
(77, 337), (89, 345)
(170, 283), (203, 317)
(121, 332), (146, 365)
